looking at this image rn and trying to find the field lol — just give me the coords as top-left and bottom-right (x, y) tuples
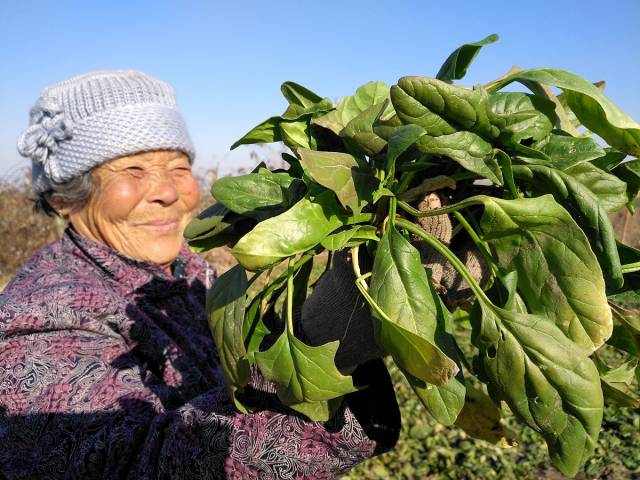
(1, 170), (639, 479)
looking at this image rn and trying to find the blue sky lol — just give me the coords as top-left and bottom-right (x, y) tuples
(1, 0), (639, 180)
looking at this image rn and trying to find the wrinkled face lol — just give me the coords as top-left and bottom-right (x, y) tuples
(66, 150), (200, 269)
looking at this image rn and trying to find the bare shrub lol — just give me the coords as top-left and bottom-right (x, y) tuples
(0, 180), (62, 286)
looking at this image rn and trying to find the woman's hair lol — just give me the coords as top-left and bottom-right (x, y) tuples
(34, 171), (94, 217)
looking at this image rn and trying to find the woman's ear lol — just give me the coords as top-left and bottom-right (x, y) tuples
(47, 197), (71, 217)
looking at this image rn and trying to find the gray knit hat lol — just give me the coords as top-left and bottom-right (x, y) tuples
(17, 70), (196, 193)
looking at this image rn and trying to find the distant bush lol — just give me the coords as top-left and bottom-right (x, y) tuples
(0, 179), (61, 286)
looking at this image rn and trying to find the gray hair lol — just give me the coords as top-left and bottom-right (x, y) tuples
(34, 170), (94, 217)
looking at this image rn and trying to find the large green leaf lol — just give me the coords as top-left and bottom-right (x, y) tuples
(436, 34), (499, 82)
(453, 384), (517, 447)
(392, 77), (500, 139)
(280, 81), (325, 109)
(298, 148), (378, 214)
(340, 101), (389, 157)
(404, 292), (465, 425)
(384, 124), (427, 183)
(477, 194), (613, 351)
(320, 225), (379, 251)
(556, 80), (605, 132)
(486, 68), (640, 156)
(471, 302), (603, 477)
(489, 91), (555, 146)
(279, 119), (315, 151)
(230, 116), (283, 150)
(230, 84), (333, 150)
(254, 329), (356, 420)
(206, 265), (252, 406)
(512, 164), (623, 289)
(231, 191), (344, 271)
(212, 171), (305, 220)
(612, 159), (640, 207)
(313, 81), (390, 135)
(564, 161), (628, 212)
(184, 202), (229, 240)
(416, 132), (503, 185)
(368, 226), (459, 385)
(531, 132), (606, 170)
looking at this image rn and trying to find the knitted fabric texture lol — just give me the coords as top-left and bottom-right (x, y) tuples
(16, 70), (196, 193)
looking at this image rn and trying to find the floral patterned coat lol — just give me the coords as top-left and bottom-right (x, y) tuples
(0, 228), (397, 479)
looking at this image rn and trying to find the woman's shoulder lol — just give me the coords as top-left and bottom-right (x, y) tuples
(4, 237), (101, 294)
(0, 239), (119, 334)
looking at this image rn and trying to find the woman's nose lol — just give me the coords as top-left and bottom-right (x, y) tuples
(148, 171), (179, 205)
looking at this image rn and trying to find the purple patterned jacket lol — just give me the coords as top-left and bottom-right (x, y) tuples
(0, 228), (382, 479)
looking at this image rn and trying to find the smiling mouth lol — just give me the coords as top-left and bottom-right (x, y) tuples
(140, 220), (179, 233)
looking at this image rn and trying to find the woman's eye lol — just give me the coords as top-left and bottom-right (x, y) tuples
(125, 166), (145, 177)
(172, 165), (192, 174)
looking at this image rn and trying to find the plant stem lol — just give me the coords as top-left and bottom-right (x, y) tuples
(621, 262), (640, 274)
(397, 171), (416, 193)
(453, 210), (499, 276)
(286, 258), (295, 334)
(257, 253), (315, 309)
(398, 175), (456, 202)
(398, 196), (483, 217)
(388, 197), (397, 228)
(354, 281), (393, 324)
(350, 246), (385, 319)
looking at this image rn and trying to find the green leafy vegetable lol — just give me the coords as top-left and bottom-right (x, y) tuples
(478, 194), (613, 351)
(436, 33), (499, 82)
(512, 165), (623, 289)
(212, 170), (305, 220)
(471, 303), (603, 477)
(298, 148), (378, 214)
(368, 226), (459, 385)
(415, 132), (503, 184)
(231, 191), (344, 271)
(486, 68), (640, 156)
(190, 34), (640, 477)
(206, 265), (252, 409)
(313, 81), (390, 135)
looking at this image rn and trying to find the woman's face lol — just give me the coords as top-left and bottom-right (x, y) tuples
(66, 150), (200, 269)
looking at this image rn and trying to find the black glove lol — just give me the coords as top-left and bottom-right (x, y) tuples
(298, 250), (399, 454)
(297, 249), (384, 375)
(260, 250), (401, 453)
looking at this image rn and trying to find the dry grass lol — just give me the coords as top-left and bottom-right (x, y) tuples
(0, 180), (62, 287)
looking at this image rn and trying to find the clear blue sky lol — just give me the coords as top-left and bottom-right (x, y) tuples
(1, 0), (639, 180)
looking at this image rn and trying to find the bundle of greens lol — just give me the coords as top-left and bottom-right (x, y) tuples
(185, 34), (640, 477)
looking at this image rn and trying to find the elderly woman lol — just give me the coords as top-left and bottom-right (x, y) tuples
(0, 71), (399, 479)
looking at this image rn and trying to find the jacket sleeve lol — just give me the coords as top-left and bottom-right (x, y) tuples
(0, 323), (385, 479)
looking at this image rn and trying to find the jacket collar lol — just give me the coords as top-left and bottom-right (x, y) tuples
(61, 226), (202, 295)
